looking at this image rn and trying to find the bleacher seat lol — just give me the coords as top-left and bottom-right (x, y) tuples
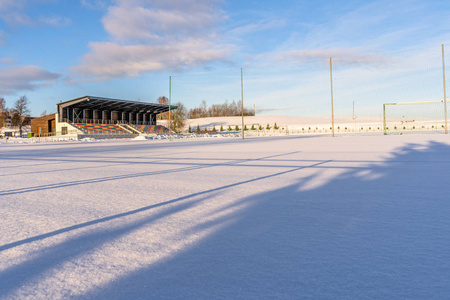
(75, 123), (129, 134)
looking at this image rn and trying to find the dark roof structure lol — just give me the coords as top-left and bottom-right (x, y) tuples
(57, 96), (177, 114)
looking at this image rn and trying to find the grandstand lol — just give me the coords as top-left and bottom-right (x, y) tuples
(31, 96), (176, 139)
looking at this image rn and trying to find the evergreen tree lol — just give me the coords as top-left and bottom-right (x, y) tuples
(235, 125), (239, 131)
(266, 123), (270, 130)
(188, 125), (192, 133)
(274, 122), (278, 130)
(196, 124), (200, 132)
(228, 125), (232, 131)
(11, 112), (20, 126)
(244, 125), (248, 131)
(212, 126), (216, 132)
(220, 125), (224, 132)
(259, 125), (262, 130)
(251, 124), (255, 130)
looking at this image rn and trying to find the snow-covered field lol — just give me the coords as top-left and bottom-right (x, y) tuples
(1, 134), (450, 299)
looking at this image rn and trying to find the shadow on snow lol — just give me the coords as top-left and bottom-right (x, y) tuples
(1, 141), (450, 299)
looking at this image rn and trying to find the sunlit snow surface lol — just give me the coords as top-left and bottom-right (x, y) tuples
(1, 135), (450, 299)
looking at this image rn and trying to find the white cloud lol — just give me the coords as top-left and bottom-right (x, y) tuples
(80, 0), (108, 10)
(278, 0), (450, 54)
(71, 0), (233, 81)
(0, 0), (24, 12)
(0, 57), (16, 64)
(102, 1), (222, 43)
(0, 31), (5, 45)
(71, 39), (233, 80)
(273, 49), (389, 66)
(0, 0), (71, 26)
(0, 65), (61, 94)
(38, 15), (72, 26)
(1, 11), (33, 26)
(228, 19), (287, 37)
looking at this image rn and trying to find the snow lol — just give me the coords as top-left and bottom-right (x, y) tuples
(0, 126), (31, 136)
(181, 115), (448, 135)
(1, 134), (450, 299)
(184, 115), (379, 127)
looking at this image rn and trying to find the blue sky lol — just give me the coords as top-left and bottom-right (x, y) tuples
(1, 0), (450, 116)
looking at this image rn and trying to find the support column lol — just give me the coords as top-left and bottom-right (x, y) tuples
(241, 68), (244, 140)
(94, 110), (100, 123)
(330, 57), (335, 138)
(442, 44), (448, 134)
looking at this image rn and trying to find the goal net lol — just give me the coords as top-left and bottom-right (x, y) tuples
(383, 100), (448, 134)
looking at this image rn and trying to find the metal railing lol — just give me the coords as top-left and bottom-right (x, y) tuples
(61, 118), (158, 126)
(33, 130), (79, 138)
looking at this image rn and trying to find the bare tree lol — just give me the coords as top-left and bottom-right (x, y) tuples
(157, 96), (169, 120)
(41, 110), (48, 117)
(200, 100), (207, 118)
(158, 96), (168, 105)
(13, 95), (31, 136)
(170, 102), (187, 133)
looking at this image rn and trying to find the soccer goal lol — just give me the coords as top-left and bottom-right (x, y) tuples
(383, 100), (449, 134)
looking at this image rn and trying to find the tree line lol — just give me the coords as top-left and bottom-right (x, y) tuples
(157, 97), (254, 120)
(187, 100), (254, 119)
(155, 97), (255, 133)
(0, 96), (31, 136)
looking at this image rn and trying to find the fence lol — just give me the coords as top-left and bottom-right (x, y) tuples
(170, 44), (450, 137)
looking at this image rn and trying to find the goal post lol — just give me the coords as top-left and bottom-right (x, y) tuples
(383, 100), (449, 135)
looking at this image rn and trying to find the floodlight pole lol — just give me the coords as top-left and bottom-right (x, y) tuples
(169, 75), (172, 141)
(330, 57), (335, 137)
(352, 101), (355, 120)
(241, 67), (244, 140)
(383, 104), (387, 135)
(442, 44), (448, 134)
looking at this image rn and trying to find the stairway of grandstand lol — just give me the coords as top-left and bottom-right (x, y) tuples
(128, 124), (170, 134)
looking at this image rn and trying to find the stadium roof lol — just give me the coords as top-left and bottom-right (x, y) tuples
(57, 96), (177, 114)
